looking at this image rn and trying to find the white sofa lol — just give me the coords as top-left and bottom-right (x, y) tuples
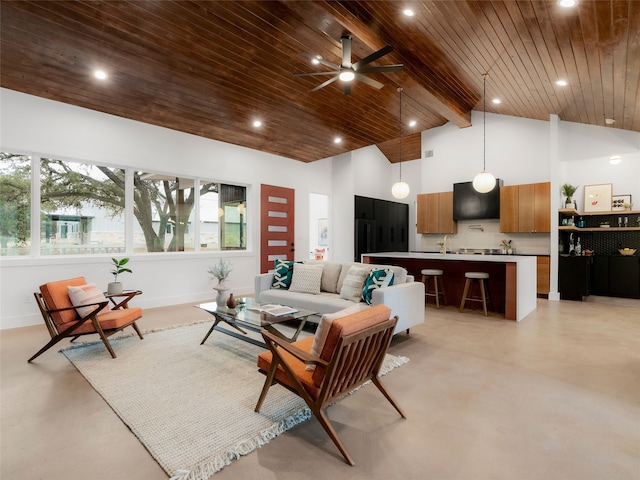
(254, 260), (425, 335)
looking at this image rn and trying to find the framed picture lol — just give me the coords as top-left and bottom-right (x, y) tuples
(318, 218), (328, 246)
(612, 194), (632, 211)
(584, 184), (612, 212)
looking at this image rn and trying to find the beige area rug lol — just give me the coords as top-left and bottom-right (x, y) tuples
(61, 321), (408, 480)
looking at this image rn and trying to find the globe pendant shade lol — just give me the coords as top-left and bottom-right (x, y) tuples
(392, 180), (410, 199)
(472, 171), (496, 193)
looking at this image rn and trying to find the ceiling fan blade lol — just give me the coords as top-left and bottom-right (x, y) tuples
(300, 52), (340, 70)
(356, 64), (403, 74)
(311, 75), (339, 92)
(352, 45), (394, 70)
(294, 71), (340, 77)
(341, 36), (352, 67)
(354, 73), (384, 89)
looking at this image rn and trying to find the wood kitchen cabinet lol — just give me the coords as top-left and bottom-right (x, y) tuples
(417, 192), (457, 234)
(500, 182), (550, 233)
(536, 256), (550, 296)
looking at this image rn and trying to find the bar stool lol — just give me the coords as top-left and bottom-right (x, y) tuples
(421, 268), (447, 309)
(459, 272), (492, 316)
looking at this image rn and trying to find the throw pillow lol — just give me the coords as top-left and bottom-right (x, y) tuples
(307, 303), (370, 370)
(288, 263), (324, 295)
(271, 259), (296, 289)
(67, 284), (111, 318)
(339, 265), (370, 302)
(361, 268), (395, 305)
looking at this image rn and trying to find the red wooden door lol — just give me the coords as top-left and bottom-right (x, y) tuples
(260, 184), (295, 273)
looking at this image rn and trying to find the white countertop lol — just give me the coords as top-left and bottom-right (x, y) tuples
(363, 251), (535, 264)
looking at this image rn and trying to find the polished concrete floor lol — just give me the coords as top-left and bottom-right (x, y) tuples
(1, 297), (639, 480)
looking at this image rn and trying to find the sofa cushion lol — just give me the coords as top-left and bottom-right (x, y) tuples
(361, 268), (395, 305)
(68, 283), (112, 317)
(339, 265), (370, 302)
(289, 263), (324, 295)
(271, 259), (296, 289)
(304, 260), (342, 293)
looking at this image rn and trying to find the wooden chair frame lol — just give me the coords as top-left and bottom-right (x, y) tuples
(30, 291), (143, 362)
(255, 315), (406, 465)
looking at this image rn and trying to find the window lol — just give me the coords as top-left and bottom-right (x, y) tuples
(0, 153), (31, 256)
(1, 155), (248, 256)
(199, 182), (246, 251)
(135, 175), (247, 253)
(40, 158), (125, 255)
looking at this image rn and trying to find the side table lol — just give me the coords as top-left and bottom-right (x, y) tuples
(104, 289), (143, 310)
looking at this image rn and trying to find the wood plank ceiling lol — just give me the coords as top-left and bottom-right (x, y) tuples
(1, 1), (638, 163)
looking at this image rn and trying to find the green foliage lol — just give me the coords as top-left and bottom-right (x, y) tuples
(110, 257), (132, 282)
(561, 183), (578, 201)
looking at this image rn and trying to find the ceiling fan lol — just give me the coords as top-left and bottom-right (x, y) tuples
(295, 36), (403, 95)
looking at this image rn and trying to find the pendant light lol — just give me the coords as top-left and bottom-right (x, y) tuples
(472, 73), (497, 193)
(392, 86), (410, 199)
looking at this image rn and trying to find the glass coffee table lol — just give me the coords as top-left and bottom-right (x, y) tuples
(195, 297), (316, 348)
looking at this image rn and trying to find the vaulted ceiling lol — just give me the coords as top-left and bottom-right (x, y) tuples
(1, 1), (638, 163)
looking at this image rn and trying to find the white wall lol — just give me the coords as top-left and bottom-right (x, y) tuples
(0, 89), (333, 328)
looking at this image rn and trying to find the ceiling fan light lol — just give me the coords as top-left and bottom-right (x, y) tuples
(392, 181), (410, 199)
(339, 70), (355, 82)
(473, 171), (497, 193)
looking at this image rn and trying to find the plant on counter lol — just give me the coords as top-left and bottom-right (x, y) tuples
(623, 202), (633, 210)
(562, 183), (578, 207)
(500, 239), (512, 249)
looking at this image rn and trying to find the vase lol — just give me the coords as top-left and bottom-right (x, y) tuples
(226, 293), (237, 309)
(214, 284), (229, 306)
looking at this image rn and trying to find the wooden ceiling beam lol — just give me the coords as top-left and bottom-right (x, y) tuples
(314, 0), (472, 129)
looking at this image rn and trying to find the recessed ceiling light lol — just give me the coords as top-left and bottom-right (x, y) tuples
(252, 119), (262, 128)
(605, 118), (616, 125)
(557, 0), (577, 7)
(403, 8), (415, 17)
(556, 79), (568, 86)
(408, 119), (417, 127)
(609, 155), (622, 165)
(94, 70), (107, 80)
(311, 55), (322, 65)
(334, 136), (342, 144)
(492, 98), (501, 104)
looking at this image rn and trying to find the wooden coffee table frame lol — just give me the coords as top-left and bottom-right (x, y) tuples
(196, 299), (316, 348)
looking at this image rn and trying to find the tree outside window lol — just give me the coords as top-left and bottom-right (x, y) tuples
(0, 153), (31, 256)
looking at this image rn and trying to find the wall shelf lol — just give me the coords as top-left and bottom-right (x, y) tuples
(559, 225), (640, 232)
(559, 208), (640, 216)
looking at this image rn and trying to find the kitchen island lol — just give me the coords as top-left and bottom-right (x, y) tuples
(362, 252), (537, 321)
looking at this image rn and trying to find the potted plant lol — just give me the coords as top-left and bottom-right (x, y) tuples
(623, 202), (633, 211)
(108, 257), (132, 294)
(562, 183), (578, 209)
(208, 259), (232, 305)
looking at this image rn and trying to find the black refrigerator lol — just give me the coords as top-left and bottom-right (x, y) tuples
(558, 255), (593, 301)
(354, 196), (408, 262)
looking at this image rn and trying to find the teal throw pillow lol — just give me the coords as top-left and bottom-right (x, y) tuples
(361, 268), (395, 305)
(271, 259), (296, 289)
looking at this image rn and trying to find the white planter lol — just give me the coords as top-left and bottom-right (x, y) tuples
(107, 282), (123, 295)
(214, 284), (229, 306)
